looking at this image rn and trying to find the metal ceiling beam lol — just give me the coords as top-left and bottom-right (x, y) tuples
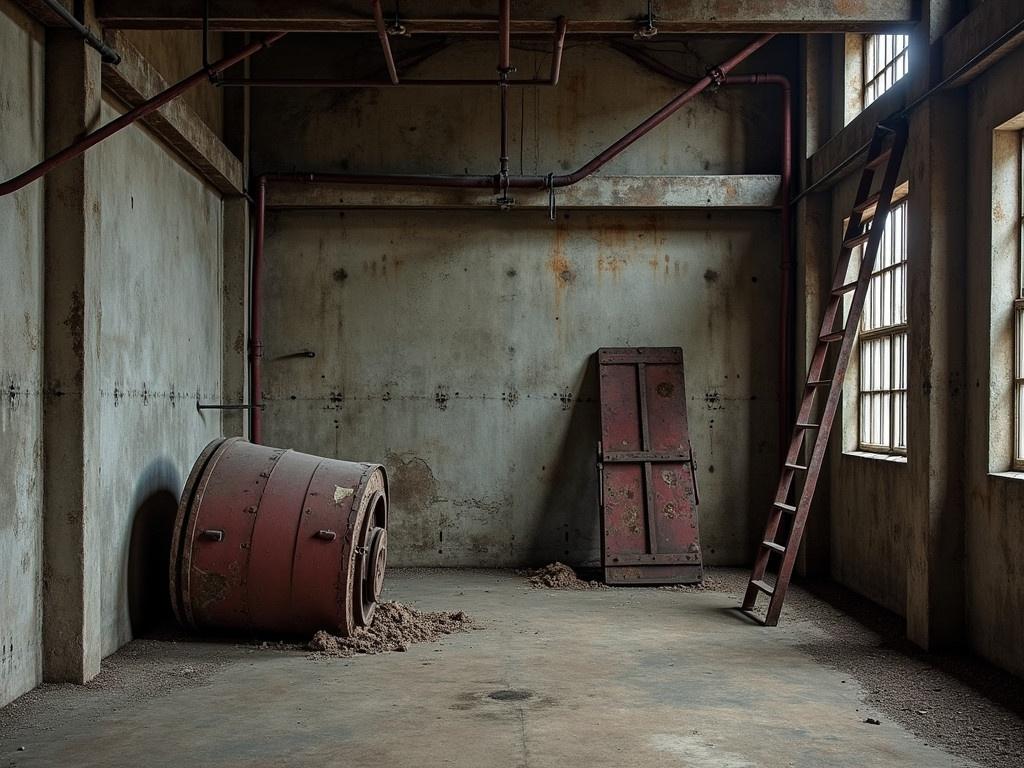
(93, 0), (915, 33)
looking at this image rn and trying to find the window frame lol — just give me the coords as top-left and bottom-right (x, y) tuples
(1014, 132), (1024, 470)
(863, 33), (909, 108)
(855, 192), (910, 456)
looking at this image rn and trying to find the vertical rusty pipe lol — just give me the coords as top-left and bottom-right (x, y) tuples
(498, 0), (512, 73)
(251, 177), (267, 443)
(499, 81), (510, 179)
(549, 17), (568, 85)
(372, 0), (399, 85)
(0, 33), (286, 198)
(726, 74), (792, 459)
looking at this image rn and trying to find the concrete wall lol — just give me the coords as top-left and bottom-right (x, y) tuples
(253, 36), (791, 566)
(809, 7), (1024, 676)
(0, 0), (44, 707)
(89, 95), (224, 653)
(964, 43), (1024, 678)
(827, 173), (910, 617)
(262, 209), (779, 566)
(0, 16), (227, 704)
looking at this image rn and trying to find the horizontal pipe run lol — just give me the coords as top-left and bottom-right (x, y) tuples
(259, 35), (774, 194)
(371, 0), (399, 84)
(215, 78), (560, 88)
(43, 0), (121, 64)
(0, 32), (286, 198)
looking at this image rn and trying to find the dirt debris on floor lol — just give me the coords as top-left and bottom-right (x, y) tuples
(517, 562), (608, 590)
(308, 601), (474, 658)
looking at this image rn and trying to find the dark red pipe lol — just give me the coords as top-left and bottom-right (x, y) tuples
(371, 0), (399, 85)
(498, 0), (512, 73)
(0, 33), (286, 198)
(247, 34), (774, 440)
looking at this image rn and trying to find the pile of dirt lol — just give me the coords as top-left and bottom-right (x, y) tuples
(517, 562), (608, 590)
(308, 601), (473, 658)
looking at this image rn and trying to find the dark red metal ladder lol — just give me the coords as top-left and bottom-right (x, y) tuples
(742, 119), (909, 625)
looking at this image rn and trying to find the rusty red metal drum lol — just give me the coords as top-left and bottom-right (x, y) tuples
(170, 437), (388, 636)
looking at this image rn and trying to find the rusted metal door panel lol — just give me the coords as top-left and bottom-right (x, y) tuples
(597, 347), (702, 585)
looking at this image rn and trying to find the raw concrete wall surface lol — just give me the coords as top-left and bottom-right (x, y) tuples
(965, 43), (1024, 678)
(0, 0), (44, 707)
(90, 94), (224, 654)
(253, 36), (790, 567)
(262, 211), (780, 567)
(827, 172), (910, 617)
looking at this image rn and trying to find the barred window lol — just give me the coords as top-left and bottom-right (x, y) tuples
(864, 34), (909, 107)
(858, 197), (908, 453)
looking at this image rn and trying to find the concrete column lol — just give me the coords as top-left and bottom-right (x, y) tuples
(904, 0), (968, 651)
(41, 9), (103, 683)
(795, 35), (833, 577)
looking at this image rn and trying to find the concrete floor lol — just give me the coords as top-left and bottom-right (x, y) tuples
(0, 570), (1000, 767)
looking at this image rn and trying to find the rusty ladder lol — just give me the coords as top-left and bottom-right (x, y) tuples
(742, 119), (909, 625)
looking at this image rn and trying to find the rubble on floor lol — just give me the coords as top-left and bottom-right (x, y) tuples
(308, 601), (473, 658)
(517, 562), (608, 590)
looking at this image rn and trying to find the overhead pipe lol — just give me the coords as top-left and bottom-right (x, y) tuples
(0, 32), (287, 198)
(42, 0), (121, 64)
(247, 33), (774, 441)
(371, 0), (400, 85)
(611, 44), (793, 460)
(496, 0), (513, 204)
(217, 17), (568, 89)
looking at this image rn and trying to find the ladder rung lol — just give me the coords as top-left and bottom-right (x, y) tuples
(751, 579), (775, 595)
(865, 148), (892, 169)
(833, 281), (859, 295)
(773, 501), (797, 514)
(795, 422), (819, 430)
(762, 540), (786, 554)
(842, 231), (871, 249)
(784, 462), (808, 471)
(807, 379), (832, 388)
(820, 331), (845, 343)
(853, 193), (881, 213)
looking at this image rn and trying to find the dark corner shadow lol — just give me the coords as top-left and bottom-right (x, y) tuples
(797, 577), (1024, 719)
(528, 354), (602, 570)
(127, 460), (181, 639)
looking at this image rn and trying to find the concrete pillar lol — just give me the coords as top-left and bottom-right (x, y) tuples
(41, 8), (103, 683)
(795, 35), (833, 577)
(904, 0), (968, 651)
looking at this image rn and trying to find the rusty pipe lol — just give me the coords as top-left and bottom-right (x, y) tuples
(247, 35), (774, 439)
(726, 75), (793, 456)
(372, 0), (399, 85)
(0, 32), (286, 198)
(498, 0), (512, 73)
(42, 0), (120, 64)
(251, 177), (267, 443)
(216, 78), (561, 87)
(219, 17), (567, 90)
(255, 35), (774, 194)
